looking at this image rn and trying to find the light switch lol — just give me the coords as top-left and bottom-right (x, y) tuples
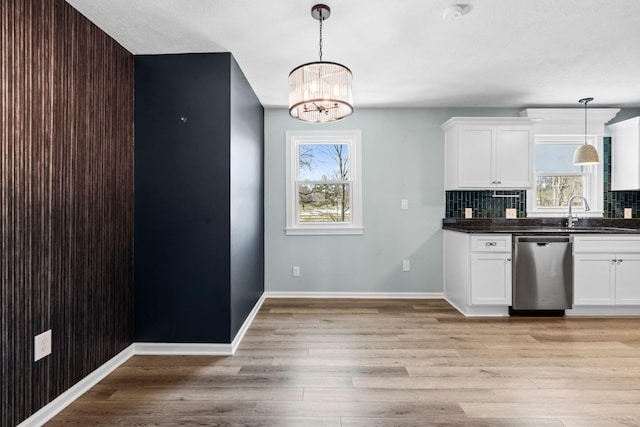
(401, 199), (409, 210)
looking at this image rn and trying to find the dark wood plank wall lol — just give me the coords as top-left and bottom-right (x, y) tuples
(1, 1), (134, 425)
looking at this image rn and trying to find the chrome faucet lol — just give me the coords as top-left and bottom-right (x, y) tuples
(567, 195), (590, 228)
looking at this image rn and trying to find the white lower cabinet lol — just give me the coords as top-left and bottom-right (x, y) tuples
(444, 230), (512, 316)
(573, 254), (615, 305)
(470, 253), (512, 305)
(573, 236), (640, 308)
(613, 254), (640, 304)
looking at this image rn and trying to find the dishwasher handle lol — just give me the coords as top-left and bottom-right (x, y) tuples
(515, 236), (572, 244)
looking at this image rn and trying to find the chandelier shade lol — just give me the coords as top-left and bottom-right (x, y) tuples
(289, 61), (353, 123)
(289, 4), (353, 123)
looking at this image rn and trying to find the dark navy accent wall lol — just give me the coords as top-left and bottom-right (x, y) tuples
(229, 57), (265, 338)
(135, 53), (264, 343)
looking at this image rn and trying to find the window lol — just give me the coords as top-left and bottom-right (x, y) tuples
(285, 130), (363, 235)
(527, 135), (602, 217)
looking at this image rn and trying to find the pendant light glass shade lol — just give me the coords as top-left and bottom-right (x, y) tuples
(289, 4), (353, 123)
(289, 61), (353, 123)
(573, 143), (599, 165)
(573, 97), (599, 166)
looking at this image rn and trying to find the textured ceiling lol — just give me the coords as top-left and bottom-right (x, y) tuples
(66, 0), (640, 109)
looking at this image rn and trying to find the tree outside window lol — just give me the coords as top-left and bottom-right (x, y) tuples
(285, 131), (362, 235)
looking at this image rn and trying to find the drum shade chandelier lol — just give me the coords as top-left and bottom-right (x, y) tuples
(289, 4), (353, 123)
(573, 97), (600, 165)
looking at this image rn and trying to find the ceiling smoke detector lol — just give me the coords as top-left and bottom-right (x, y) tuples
(442, 5), (464, 21)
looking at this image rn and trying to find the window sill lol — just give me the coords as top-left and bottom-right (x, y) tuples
(526, 211), (603, 218)
(285, 226), (364, 236)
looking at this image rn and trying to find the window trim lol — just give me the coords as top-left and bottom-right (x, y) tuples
(285, 130), (363, 235)
(527, 134), (603, 217)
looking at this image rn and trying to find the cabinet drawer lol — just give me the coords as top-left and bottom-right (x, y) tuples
(471, 235), (512, 252)
(574, 235), (640, 253)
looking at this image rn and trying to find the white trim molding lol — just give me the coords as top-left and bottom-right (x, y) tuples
(520, 108), (620, 135)
(265, 291), (444, 299)
(17, 294), (266, 427)
(134, 293), (266, 356)
(285, 130), (363, 236)
(232, 293), (265, 353)
(134, 342), (234, 356)
(17, 345), (135, 427)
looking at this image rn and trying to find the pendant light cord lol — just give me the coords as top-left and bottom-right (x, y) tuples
(318, 14), (323, 61)
(584, 99), (588, 145)
(579, 97), (593, 146)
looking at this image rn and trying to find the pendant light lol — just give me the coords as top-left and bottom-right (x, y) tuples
(572, 97), (599, 165)
(289, 4), (353, 123)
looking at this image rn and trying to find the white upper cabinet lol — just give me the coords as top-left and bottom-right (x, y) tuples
(442, 118), (535, 190)
(608, 117), (640, 191)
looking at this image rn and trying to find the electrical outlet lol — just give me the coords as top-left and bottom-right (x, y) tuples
(464, 208), (473, 218)
(625, 208), (632, 219)
(402, 259), (411, 272)
(401, 199), (409, 210)
(505, 208), (517, 219)
(292, 266), (300, 277)
(34, 329), (52, 362)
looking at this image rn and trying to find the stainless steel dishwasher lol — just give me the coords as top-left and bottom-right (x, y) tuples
(513, 235), (573, 311)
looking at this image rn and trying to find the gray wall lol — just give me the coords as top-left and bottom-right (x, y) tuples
(264, 107), (522, 293)
(265, 107), (640, 294)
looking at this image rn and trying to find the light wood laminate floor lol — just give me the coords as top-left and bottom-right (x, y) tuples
(48, 299), (640, 426)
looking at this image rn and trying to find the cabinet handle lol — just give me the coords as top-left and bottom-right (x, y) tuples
(485, 242), (497, 247)
(496, 181), (502, 184)
(612, 259), (617, 264)
(506, 258), (511, 262)
(618, 259), (624, 263)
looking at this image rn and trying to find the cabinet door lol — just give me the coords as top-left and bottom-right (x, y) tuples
(495, 127), (532, 188)
(615, 254), (640, 305)
(470, 253), (512, 305)
(573, 254), (615, 305)
(458, 127), (494, 188)
(610, 119), (640, 191)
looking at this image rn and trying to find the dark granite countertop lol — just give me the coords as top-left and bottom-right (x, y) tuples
(442, 217), (640, 234)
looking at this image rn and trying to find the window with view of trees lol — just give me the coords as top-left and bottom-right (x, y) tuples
(286, 131), (362, 235)
(527, 135), (600, 216)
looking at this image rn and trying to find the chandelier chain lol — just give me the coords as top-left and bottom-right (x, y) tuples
(319, 14), (323, 61)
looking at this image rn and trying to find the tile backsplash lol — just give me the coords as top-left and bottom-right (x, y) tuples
(445, 190), (526, 218)
(445, 137), (640, 218)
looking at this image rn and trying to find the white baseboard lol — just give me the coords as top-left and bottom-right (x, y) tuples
(17, 344), (135, 427)
(134, 342), (234, 355)
(17, 294), (266, 427)
(264, 291), (444, 299)
(566, 305), (640, 316)
(444, 296), (510, 317)
(133, 293), (266, 356)
(231, 293), (266, 353)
